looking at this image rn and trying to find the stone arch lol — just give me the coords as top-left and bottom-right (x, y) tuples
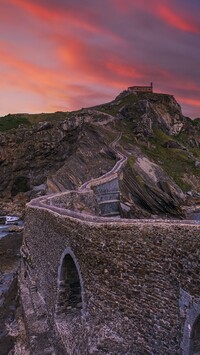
(189, 315), (200, 354)
(56, 248), (84, 318)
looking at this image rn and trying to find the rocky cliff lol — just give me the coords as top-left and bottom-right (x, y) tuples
(0, 115), (83, 214)
(0, 90), (199, 217)
(1, 89), (200, 353)
(0, 230), (23, 353)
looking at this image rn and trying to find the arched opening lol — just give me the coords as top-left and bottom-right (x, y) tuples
(56, 252), (83, 317)
(190, 315), (200, 354)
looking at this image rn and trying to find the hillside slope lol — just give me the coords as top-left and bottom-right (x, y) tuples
(0, 90), (199, 217)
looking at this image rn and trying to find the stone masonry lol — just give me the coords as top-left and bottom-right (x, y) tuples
(19, 132), (200, 355)
(21, 201), (200, 355)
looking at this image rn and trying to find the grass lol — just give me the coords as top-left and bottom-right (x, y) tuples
(141, 131), (198, 191)
(0, 114), (31, 131)
(190, 147), (200, 160)
(176, 131), (200, 161)
(127, 156), (136, 169)
(115, 120), (138, 145)
(143, 148), (192, 191)
(27, 111), (69, 124)
(192, 118), (200, 126)
(0, 111), (70, 131)
(116, 122), (196, 191)
(152, 128), (172, 144)
(97, 93), (139, 116)
(97, 98), (200, 193)
(104, 94), (200, 193)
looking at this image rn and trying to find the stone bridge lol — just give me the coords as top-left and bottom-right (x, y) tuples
(20, 133), (200, 355)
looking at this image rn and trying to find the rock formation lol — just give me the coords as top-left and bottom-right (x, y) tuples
(1, 90), (199, 217)
(0, 88), (200, 353)
(0, 230), (23, 353)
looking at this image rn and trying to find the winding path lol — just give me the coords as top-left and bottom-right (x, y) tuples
(80, 132), (127, 191)
(28, 130), (200, 226)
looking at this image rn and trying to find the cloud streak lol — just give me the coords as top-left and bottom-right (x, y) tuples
(1, 0), (200, 117)
(157, 4), (200, 33)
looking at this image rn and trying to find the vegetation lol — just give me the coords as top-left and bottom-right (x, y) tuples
(1, 91), (199, 194)
(115, 120), (137, 145)
(27, 111), (69, 124)
(0, 111), (69, 131)
(140, 128), (199, 192)
(127, 156), (136, 169)
(96, 93), (138, 116)
(191, 118), (200, 127)
(0, 114), (30, 131)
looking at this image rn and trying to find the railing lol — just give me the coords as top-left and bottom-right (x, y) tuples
(80, 133), (127, 191)
(27, 128), (200, 226)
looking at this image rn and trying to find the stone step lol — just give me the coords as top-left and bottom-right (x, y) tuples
(99, 200), (120, 215)
(92, 177), (119, 195)
(102, 212), (121, 218)
(98, 199), (120, 206)
(99, 203), (120, 216)
(96, 193), (120, 202)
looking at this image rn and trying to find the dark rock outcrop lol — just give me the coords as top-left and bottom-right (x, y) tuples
(0, 115), (83, 214)
(0, 232), (23, 353)
(118, 92), (185, 138)
(120, 157), (184, 217)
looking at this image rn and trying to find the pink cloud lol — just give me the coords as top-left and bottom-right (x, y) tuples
(157, 4), (200, 33)
(1, 0), (200, 117)
(181, 98), (200, 107)
(9, 0), (120, 40)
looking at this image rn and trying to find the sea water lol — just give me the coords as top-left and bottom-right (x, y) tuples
(0, 216), (21, 239)
(0, 225), (10, 239)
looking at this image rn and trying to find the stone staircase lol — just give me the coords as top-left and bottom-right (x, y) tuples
(92, 177), (121, 217)
(43, 132), (127, 219)
(78, 132), (127, 218)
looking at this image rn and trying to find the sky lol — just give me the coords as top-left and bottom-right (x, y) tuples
(1, 0), (200, 118)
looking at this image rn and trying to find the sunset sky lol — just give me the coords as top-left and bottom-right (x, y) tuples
(1, 0), (200, 118)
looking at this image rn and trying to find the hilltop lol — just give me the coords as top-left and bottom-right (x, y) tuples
(0, 89), (200, 217)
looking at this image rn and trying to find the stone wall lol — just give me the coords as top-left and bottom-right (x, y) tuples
(128, 86), (153, 93)
(20, 201), (200, 355)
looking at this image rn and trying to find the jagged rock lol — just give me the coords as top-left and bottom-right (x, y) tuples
(195, 161), (200, 168)
(120, 155), (185, 217)
(162, 140), (186, 149)
(0, 231), (23, 353)
(8, 225), (24, 233)
(0, 116), (84, 201)
(118, 92), (185, 138)
(0, 89), (200, 215)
